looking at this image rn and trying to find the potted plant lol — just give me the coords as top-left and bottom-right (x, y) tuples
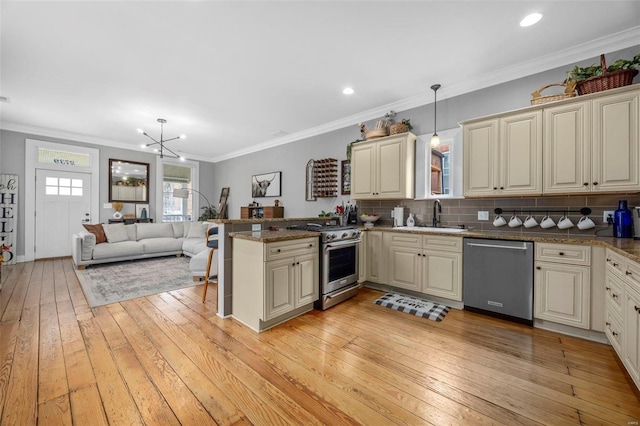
(567, 53), (639, 95)
(198, 205), (218, 221)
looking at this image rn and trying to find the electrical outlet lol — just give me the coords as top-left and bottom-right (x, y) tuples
(603, 210), (615, 224)
(251, 224), (261, 232)
(477, 211), (489, 221)
(103, 203), (112, 209)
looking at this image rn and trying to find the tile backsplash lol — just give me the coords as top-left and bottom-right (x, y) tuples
(357, 194), (640, 237)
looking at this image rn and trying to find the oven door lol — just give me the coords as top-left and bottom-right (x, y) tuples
(322, 239), (360, 294)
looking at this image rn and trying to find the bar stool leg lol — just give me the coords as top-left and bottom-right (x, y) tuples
(202, 247), (216, 303)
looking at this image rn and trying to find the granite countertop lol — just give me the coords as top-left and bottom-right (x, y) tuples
(363, 225), (640, 262)
(209, 217), (334, 225)
(229, 229), (320, 243)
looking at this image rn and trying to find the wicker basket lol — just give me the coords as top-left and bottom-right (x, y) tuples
(365, 128), (388, 140)
(576, 54), (638, 95)
(389, 123), (408, 135)
(530, 81), (576, 105)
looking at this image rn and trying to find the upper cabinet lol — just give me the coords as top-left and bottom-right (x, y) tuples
(544, 89), (639, 194)
(463, 110), (542, 197)
(351, 132), (416, 200)
(463, 84), (640, 197)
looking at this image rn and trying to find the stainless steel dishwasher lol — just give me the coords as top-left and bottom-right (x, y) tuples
(463, 238), (534, 325)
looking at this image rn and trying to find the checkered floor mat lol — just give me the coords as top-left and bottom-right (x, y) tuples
(373, 292), (450, 321)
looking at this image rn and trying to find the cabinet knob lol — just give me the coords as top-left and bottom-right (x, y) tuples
(500, 187), (504, 190)
(309, 244), (313, 247)
(635, 306), (640, 313)
(606, 258), (611, 263)
(606, 286), (611, 291)
(558, 252), (564, 256)
(626, 271), (632, 275)
(277, 249), (281, 252)
(593, 182), (598, 186)
(613, 331), (619, 336)
(536, 266), (541, 270)
(583, 182), (589, 186)
(606, 321), (611, 326)
(296, 262), (300, 265)
(612, 293), (618, 299)
(613, 262), (619, 267)
(493, 187), (498, 190)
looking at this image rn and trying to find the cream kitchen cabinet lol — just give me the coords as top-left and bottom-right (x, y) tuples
(386, 233), (462, 301)
(534, 243), (591, 329)
(463, 110), (542, 197)
(350, 133), (416, 200)
(543, 89), (640, 194)
(232, 237), (318, 332)
(624, 284), (640, 382)
(365, 231), (385, 283)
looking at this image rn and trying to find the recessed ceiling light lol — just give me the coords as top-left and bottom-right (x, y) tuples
(520, 12), (542, 27)
(342, 87), (354, 95)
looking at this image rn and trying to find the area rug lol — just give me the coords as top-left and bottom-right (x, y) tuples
(75, 256), (197, 307)
(373, 293), (450, 321)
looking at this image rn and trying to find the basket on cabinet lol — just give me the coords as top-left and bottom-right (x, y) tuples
(530, 81), (577, 105)
(576, 54), (638, 95)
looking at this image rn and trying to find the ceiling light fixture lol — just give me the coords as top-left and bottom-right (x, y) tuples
(520, 12), (542, 27)
(342, 87), (354, 95)
(138, 118), (186, 160)
(430, 84), (441, 148)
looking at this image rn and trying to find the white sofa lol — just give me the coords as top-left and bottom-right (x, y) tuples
(72, 221), (218, 279)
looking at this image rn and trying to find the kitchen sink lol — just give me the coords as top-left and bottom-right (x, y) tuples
(393, 226), (468, 233)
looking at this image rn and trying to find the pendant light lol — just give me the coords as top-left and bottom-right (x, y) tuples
(430, 84), (441, 147)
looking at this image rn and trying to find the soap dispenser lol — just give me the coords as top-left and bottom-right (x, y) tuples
(406, 213), (415, 227)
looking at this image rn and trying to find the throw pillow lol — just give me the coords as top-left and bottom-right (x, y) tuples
(102, 223), (129, 243)
(82, 223), (107, 244)
(186, 222), (207, 239)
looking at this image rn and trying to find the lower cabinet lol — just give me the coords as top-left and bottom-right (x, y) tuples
(233, 237), (319, 332)
(386, 233), (462, 301)
(534, 243), (591, 329)
(605, 248), (640, 390)
(366, 231), (385, 283)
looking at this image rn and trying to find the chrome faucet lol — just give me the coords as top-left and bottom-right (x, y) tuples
(432, 199), (442, 227)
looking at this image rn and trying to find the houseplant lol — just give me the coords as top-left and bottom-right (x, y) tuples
(198, 205), (218, 221)
(567, 53), (639, 95)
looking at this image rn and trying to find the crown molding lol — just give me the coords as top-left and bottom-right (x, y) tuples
(0, 121), (214, 163)
(212, 26), (640, 163)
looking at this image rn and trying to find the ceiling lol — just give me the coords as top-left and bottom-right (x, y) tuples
(1, 1), (639, 163)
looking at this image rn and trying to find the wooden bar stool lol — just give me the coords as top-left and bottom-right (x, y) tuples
(202, 226), (219, 303)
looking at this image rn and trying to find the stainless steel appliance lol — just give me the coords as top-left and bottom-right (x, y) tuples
(289, 223), (361, 310)
(463, 238), (534, 325)
(633, 206), (640, 239)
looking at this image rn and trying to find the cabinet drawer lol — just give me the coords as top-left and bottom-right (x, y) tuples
(535, 243), (590, 266)
(606, 249), (626, 277)
(605, 309), (623, 357)
(265, 238), (318, 261)
(605, 272), (624, 317)
(387, 233), (422, 248)
(625, 258), (640, 294)
(423, 235), (462, 252)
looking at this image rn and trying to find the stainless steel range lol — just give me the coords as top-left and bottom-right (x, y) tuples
(289, 223), (361, 310)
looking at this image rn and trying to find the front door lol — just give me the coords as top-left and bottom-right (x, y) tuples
(35, 169), (91, 259)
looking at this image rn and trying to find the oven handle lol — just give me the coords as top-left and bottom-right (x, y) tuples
(324, 239), (361, 250)
(326, 283), (361, 299)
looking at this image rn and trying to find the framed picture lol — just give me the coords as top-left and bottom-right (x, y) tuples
(251, 171), (281, 198)
(136, 203), (149, 219)
(341, 160), (351, 195)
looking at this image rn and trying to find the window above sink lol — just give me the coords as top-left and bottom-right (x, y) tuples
(415, 128), (463, 200)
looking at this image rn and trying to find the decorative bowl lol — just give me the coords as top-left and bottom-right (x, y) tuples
(360, 214), (380, 227)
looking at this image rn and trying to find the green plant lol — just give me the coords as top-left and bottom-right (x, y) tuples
(198, 205), (218, 221)
(567, 53), (640, 82)
(346, 139), (362, 160)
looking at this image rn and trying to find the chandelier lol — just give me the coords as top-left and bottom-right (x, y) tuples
(138, 118), (186, 160)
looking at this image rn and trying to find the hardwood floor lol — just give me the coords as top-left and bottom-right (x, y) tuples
(1, 258), (639, 425)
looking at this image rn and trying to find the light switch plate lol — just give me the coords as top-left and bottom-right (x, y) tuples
(103, 203), (112, 209)
(252, 224), (261, 232)
(477, 211), (489, 221)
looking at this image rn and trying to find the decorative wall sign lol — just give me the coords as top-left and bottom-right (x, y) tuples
(251, 171), (281, 198)
(0, 174), (18, 265)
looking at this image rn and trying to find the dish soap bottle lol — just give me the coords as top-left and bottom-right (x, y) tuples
(406, 213), (415, 227)
(614, 200), (633, 238)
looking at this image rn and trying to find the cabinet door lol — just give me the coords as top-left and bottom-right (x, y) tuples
(543, 101), (591, 194)
(624, 287), (640, 383)
(388, 245), (422, 291)
(351, 142), (376, 199)
(592, 90), (640, 192)
(295, 253), (319, 306)
(264, 258), (295, 321)
(422, 250), (462, 301)
(463, 119), (499, 196)
(534, 262), (590, 329)
(499, 110), (542, 195)
(377, 137), (406, 198)
(358, 232), (366, 283)
(366, 231), (384, 283)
